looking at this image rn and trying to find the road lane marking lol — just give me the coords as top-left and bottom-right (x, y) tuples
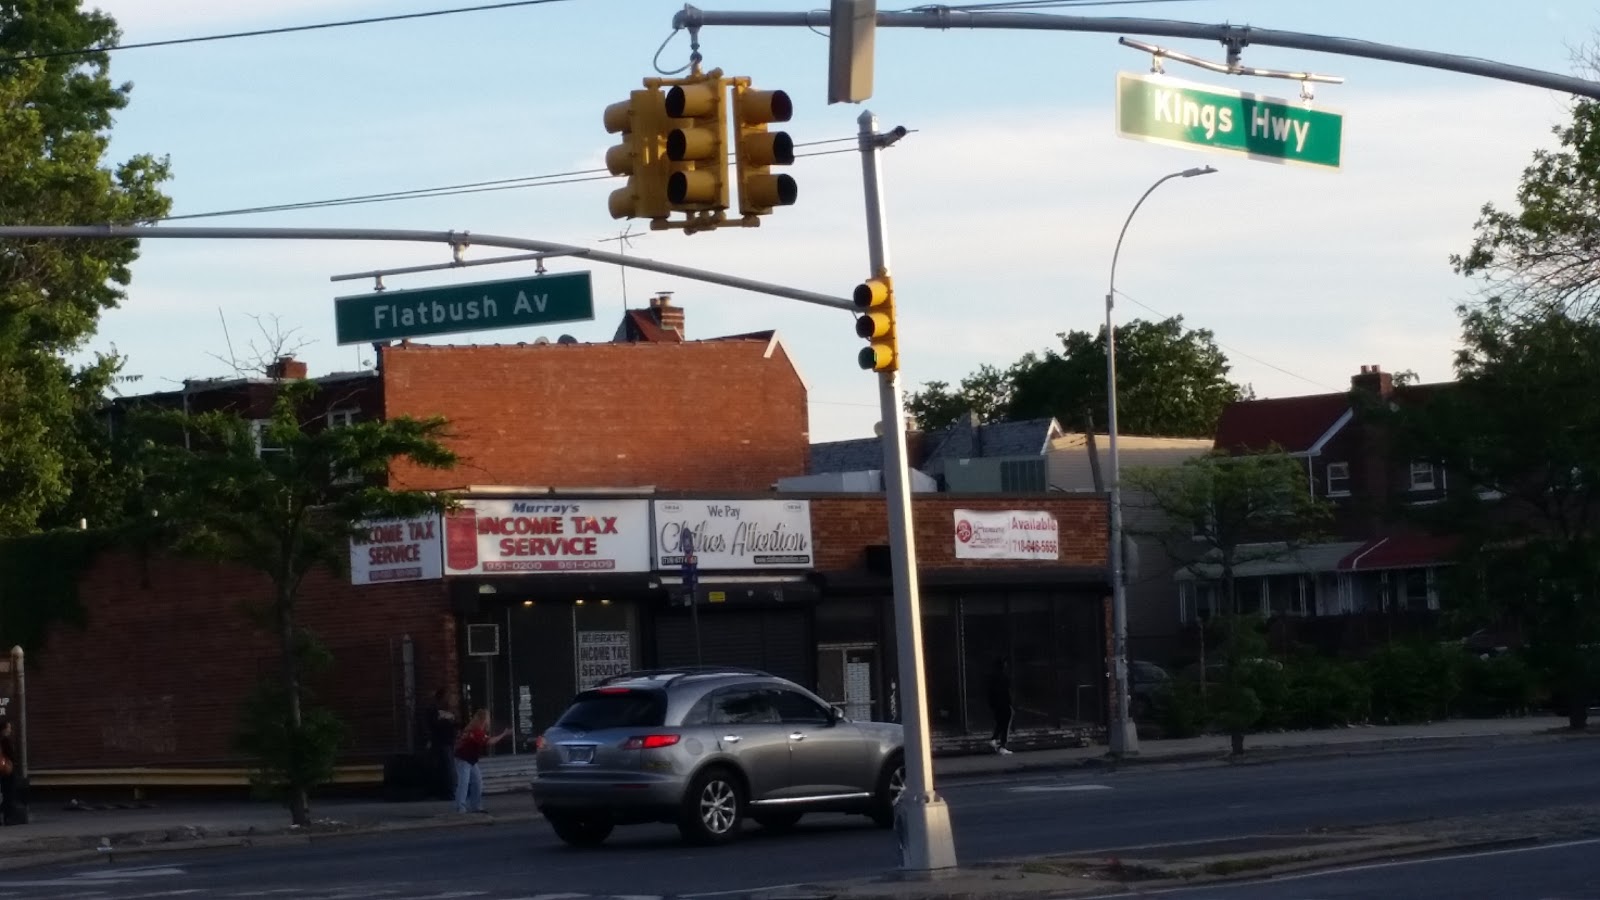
(1008, 784), (1114, 792)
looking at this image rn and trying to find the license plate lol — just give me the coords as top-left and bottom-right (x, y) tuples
(566, 746), (595, 764)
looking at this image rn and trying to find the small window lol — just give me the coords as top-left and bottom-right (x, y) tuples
(251, 419), (287, 457)
(709, 688), (779, 725)
(326, 408), (358, 429)
(1409, 461), (1436, 491)
(1325, 461), (1351, 497)
(767, 688), (830, 725)
(555, 690), (667, 731)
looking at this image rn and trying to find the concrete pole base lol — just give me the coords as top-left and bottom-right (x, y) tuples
(1108, 719), (1141, 756)
(895, 794), (958, 871)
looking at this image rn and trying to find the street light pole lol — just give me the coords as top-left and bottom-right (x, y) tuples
(858, 109), (957, 872)
(1105, 165), (1217, 757)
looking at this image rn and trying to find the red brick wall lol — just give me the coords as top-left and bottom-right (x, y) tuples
(379, 341), (809, 492)
(810, 495), (1108, 571)
(26, 552), (455, 770)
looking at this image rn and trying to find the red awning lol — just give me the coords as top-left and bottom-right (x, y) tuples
(1339, 535), (1459, 572)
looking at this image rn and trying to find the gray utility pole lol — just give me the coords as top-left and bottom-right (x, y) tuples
(857, 109), (957, 872)
(1104, 165), (1217, 758)
(0, 226), (856, 313)
(674, 4), (1600, 100)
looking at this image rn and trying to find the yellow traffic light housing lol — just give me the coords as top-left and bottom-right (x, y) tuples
(664, 75), (729, 212)
(602, 89), (677, 222)
(854, 274), (896, 372)
(732, 83), (798, 217)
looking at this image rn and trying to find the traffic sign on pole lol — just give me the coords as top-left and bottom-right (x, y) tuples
(334, 271), (595, 344)
(1115, 71), (1344, 171)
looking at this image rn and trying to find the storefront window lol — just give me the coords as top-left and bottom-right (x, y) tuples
(960, 593), (1007, 734)
(1007, 593), (1056, 731)
(919, 594), (962, 735)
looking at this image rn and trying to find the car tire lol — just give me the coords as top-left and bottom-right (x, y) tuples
(752, 810), (802, 833)
(678, 766), (746, 845)
(868, 752), (905, 829)
(547, 812), (614, 848)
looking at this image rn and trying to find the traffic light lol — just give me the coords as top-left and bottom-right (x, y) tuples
(854, 273), (895, 372)
(602, 89), (676, 221)
(664, 75), (729, 211)
(732, 82), (798, 217)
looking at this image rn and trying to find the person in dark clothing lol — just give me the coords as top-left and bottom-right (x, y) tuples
(0, 717), (18, 825)
(420, 689), (459, 801)
(987, 658), (1014, 755)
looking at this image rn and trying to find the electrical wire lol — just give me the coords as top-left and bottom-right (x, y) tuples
(1113, 288), (1340, 392)
(2, 0), (580, 63)
(162, 136), (868, 221)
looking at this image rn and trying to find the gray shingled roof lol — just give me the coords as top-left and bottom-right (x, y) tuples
(808, 416), (1060, 476)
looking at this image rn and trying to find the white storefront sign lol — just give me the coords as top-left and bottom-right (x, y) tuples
(952, 509), (1060, 561)
(442, 498), (651, 575)
(653, 499), (814, 569)
(576, 630), (633, 690)
(349, 515), (443, 585)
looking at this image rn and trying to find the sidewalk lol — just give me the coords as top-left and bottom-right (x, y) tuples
(0, 715), (1572, 870)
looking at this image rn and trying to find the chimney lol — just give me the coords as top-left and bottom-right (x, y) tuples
(1350, 363), (1392, 398)
(649, 292), (684, 338)
(265, 355), (308, 380)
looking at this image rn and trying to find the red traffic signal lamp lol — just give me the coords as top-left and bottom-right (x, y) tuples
(733, 83), (798, 217)
(664, 76), (729, 211)
(602, 89), (676, 221)
(854, 274), (896, 372)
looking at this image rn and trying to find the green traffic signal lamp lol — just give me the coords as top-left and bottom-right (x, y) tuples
(853, 275), (895, 372)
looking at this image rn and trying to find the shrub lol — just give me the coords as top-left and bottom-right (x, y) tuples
(1367, 642), (1461, 724)
(1457, 652), (1537, 718)
(1280, 656), (1370, 729)
(1153, 677), (1208, 739)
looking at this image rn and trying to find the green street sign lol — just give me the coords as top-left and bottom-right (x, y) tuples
(1115, 71), (1344, 171)
(334, 271), (595, 345)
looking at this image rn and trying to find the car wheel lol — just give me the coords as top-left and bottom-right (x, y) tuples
(547, 812), (614, 848)
(868, 752), (905, 828)
(678, 766), (746, 845)
(752, 810), (802, 832)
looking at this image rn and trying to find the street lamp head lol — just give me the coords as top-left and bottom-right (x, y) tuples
(1180, 165), (1218, 178)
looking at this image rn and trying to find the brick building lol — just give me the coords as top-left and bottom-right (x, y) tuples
(18, 297), (1111, 785)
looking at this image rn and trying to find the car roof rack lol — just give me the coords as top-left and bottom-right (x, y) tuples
(596, 666), (774, 688)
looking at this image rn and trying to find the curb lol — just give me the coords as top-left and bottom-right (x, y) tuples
(0, 811), (544, 873)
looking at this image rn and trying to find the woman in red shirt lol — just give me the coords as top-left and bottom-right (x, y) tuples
(453, 709), (510, 813)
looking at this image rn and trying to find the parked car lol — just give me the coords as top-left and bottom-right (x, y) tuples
(1128, 660), (1171, 719)
(531, 667), (906, 847)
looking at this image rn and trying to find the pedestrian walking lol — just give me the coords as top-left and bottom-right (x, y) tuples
(987, 657), (1014, 756)
(420, 688), (459, 801)
(0, 717), (19, 825)
(453, 709), (510, 814)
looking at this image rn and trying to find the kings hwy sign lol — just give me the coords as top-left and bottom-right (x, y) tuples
(1116, 71), (1344, 171)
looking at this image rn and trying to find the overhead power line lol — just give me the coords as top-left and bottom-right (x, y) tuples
(3, 0), (580, 63)
(163, 136), (866, 222)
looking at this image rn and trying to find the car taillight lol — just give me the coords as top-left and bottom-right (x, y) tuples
(534, 734), (546, 751)
(621, 734), (681, 751)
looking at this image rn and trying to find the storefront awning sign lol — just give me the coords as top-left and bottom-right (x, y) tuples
(349, 514), (444, 585)
(444, 498), (652, 574)
(653, 499), (814, 570)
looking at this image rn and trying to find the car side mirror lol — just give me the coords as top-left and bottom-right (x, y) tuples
(830, 705), (846, 724)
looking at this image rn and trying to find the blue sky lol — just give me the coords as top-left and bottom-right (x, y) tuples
(83, 0), (1598, 441)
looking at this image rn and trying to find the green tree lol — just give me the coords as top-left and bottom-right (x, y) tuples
(904, 364), (1013, 431)
(1381, 301), (1600, 730)
(1127, 450), (1331, 753)
(0, 1), (173, 536)
(134, 381), (457, 824)
(1006, 316), (1249, 438)
(1453, 95), (1600, 321)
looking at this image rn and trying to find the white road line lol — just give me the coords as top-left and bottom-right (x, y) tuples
(1088, 835), (1600, 898)
(1009, 784), (1115, 793)
(683, 886), (802, 899)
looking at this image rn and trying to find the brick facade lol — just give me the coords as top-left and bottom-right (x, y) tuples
(26, 552), (453, 771)
(809, 495), (1108, 571)
(379, 340), (809, 493)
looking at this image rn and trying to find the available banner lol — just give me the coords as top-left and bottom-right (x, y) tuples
(349, 515), (444, 585)
(653, 499), (814, 569)
(443, 498), (651, 574)
(953, 509), (1060, 561)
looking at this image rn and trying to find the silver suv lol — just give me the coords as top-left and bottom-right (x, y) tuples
(532, 667), (906, 847)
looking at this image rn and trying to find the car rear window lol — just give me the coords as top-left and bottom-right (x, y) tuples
(555, 689), (667, 731)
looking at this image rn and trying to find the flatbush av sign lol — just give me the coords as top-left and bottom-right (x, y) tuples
(334, 271), (595, 345)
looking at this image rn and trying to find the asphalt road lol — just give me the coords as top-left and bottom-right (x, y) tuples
(1102, 835), (1600, 899)
(0, 740), (1596, 900)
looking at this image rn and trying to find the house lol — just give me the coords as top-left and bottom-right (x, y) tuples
(1176, 364), (1462, 628)
(791, 412), (1063, 493)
